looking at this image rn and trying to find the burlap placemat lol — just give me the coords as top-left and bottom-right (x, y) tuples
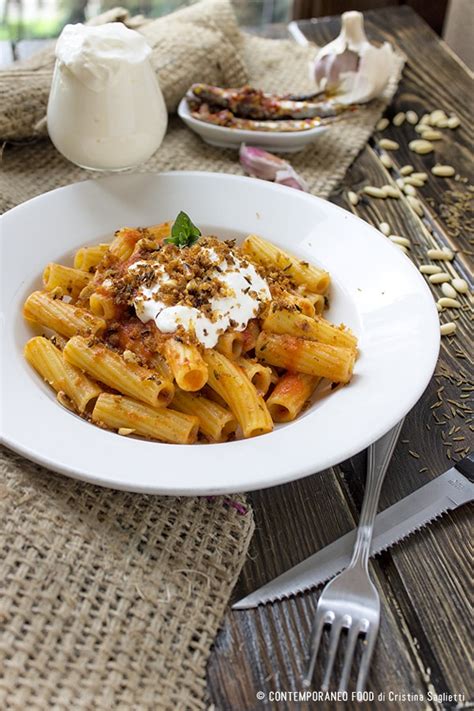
(0, 2), (404, 707)
(0, 447), (253, 709)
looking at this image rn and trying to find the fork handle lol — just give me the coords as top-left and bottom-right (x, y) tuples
(349, 419), (405, 571)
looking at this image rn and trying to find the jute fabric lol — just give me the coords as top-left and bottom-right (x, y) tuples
(0, 1), (404, 707)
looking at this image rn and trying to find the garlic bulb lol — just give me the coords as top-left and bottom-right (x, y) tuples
(311, 11), (395, 105)
(239, 144), (308, 192)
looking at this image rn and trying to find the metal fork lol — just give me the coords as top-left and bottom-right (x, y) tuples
(303, 419), (405, 692)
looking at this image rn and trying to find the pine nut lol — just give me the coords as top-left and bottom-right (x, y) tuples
(440, 322), (457, 336)
(403, 184), (417, 196)
(411, 172), (428, 180)
(436, 118), (449, 128)
(427, 248), (454, 260)
(382, 185), (401, 198)
(414, 124), (427, 134)
(430, 109), (447, 123)
(390, 235), (411, 247)
(400, 165), (414, 175)
(451, 278), (468, 293)
(419, 113), (431, 125)
(403, 177), (425, 187)
(348, 191), (359, 206)
(380, 153), (394, 169)
(419, 265), (442, 275)
(379, 139), (399, 151)
(376, 117), (389, 131)
(431, 165), (455, 177)
(363, 186), (386, 198)
(406, 110), (418, 125)
(393, 112), (406, 126)
(447, 116), (460, 129)
(396, 244), (408, 254)
(441, 283), (457, 299)
(436, 303), (443, 312)
(429, 273), (451, 283)
(409, 139), (434, 154)
(379, 222), (391, 236)
(396, 177), (405, 189)
(420, 129), (442, 141)
(407, 195), (424, 216)
(437, 297), (462, 308)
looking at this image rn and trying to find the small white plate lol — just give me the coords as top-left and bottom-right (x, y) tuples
(177, 97), (329, 153)
(1, 172), (439, 495)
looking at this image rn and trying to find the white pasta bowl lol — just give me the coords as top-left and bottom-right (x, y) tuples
(177, 97), (329, 153)
(1, 172), (439, 495)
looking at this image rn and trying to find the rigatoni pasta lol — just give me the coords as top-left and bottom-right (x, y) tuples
(22, 211), (358, 445)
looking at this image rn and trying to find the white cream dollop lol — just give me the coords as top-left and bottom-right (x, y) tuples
(132, 248), (271, 348)
(55, 23), (151, 92)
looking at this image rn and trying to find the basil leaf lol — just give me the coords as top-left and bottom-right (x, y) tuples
(166, 211), (201, 248)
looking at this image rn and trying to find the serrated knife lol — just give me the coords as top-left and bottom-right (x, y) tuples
(233, 455), (474, 609)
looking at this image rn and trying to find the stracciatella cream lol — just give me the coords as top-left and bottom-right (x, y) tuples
(47, 23), (167, 170)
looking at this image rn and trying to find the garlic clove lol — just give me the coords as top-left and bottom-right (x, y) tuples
(275, 167), (309, 192)
(239, 144), (308, 192)
(239, 143), (288, 181)
(311, 11), (395, 105)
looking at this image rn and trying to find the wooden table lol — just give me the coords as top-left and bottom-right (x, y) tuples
(207, 7), (473, 709)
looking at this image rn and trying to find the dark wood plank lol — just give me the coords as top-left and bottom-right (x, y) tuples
(207, 7), (473, 709)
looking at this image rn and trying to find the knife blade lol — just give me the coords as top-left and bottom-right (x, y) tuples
(233, 456), (474, 610)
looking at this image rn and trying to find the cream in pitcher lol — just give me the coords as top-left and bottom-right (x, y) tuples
(47, 23), (167, 170)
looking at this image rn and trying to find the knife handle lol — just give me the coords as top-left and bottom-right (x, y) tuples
(455, 453), (474, 483)
(349, 419), (405, 571)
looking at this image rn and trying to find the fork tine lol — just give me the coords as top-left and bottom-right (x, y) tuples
(321, 620), (344, 691)
(356, 627), (378, 692)
(302, 609), (327, 687)
(338, 624), (360, 692)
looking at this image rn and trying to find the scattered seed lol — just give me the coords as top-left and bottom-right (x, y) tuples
(409, 139), (434, 154)
(379, 138), (399, 151)
(436, 303), (443, 312)
(436, 117), (449, 128)
(409, 450), (420, 459)
(400, 165), (414, 176)
(406, 110), (418, 125)
(451, 277), (468, 293)
(420, 129), (443, 141)
(390, 235), (411, 247)
(348, 190), (359, 206)
(420, 113), (431, 126)
(419, 467), (428, 473)
(427, 248), (454, 260)
(411, 172), (428, 181)
(420, 264), (442, 274)
(379, 222), (391, 236)
(441, 283), (457, 299)
(404, 177), (425, 187)
(396, 244), (409, 254)
(452, 436), (465, 442)
(447, 116), (460, 129)
(382, 185), (401, 198)
(376, 117), (389, 131)
(380, 152), (394, 169)
(429, 272), (451, 284)
(431, 164), (455, 177)
(393, 111), (406, 126)
(404, 184), (417, 196)
(437, 297), (462, 308)
(396, 177), (405, 189)
(363, 186), (386, 198)
(407, 195), (424, 216)
(118, 427), (135, 436)
(430, 109), (447, 124)
(415, 124), (427, 134)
